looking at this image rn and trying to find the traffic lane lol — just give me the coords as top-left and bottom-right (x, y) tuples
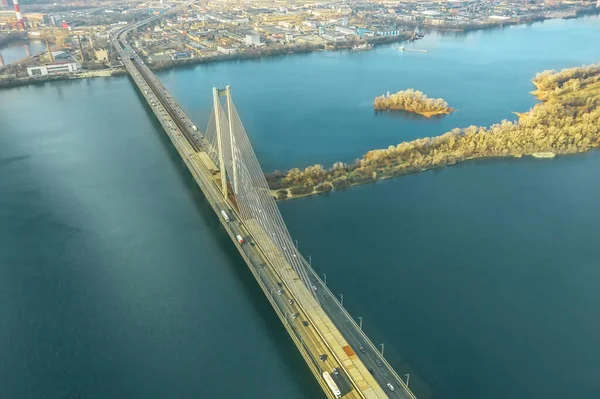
(315, 285), (401, 397)
(307, 277), (381, 382)
(330, 367), (353, 396)
(230, 224), (353, 393)
(312, 278), (411, 399)
(228, 223), (317, 336)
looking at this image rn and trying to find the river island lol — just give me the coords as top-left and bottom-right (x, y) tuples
(374, 89), (454, 118)
(268, 63), (600, 200)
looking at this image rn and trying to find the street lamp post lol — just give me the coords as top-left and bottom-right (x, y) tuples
(308, 255), (312, 266)
(294, 239), (298, 250)
(405, 373), (410, 388)
(322, 273), (327, 286)
(339, 293), (344, 306)
(380, 343), (385, 357)
(357, 317), (363, 330)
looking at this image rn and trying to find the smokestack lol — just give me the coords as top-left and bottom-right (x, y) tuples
(12, 0), (24, 30)
(46, 40), (53, 62)
(77, 35), (85, 62)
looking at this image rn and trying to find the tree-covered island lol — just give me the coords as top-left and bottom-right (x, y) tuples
(268, 63), (600, 200)
(373, 89), (454, 117)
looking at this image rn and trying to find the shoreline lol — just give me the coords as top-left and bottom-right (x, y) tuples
(269, 63), (600, 201)
(406, 6), (599, 33)
(0, 68), (127, 89)
(270, 152), (565, 201)
(148, 34), (413, 72)
(0, 32), (28, 48)
(1, 13), (597, 89)
(374, 108), (453, 118)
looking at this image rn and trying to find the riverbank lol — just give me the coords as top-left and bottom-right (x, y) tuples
(0, 32), (28, 48)
(401, 6), (600, 33)
(147, 12), (597, 72)
(149, 34), (414, 72)
(0, 68), (126, 89)
(268, 63), (600, 201)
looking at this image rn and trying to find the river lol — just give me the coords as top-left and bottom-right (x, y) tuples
(1, 15), (599, 399)
(0, 39), (47, 66)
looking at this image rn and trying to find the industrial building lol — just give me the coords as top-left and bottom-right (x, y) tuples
(169, 51), (192, 60)
(27, 62), (79, 77)
(94, 48), (109, 62)
(244, 33), (261, 46)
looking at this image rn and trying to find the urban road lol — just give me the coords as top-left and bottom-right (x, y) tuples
(112, 10), (416, 399)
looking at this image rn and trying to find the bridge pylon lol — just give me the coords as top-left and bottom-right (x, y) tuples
(212, 86), (231, 198)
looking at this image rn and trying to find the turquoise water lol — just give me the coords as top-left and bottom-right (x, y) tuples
(0, 39), (47, 65)
(158, 16), (600, 171)
(1, 15), (599, 399)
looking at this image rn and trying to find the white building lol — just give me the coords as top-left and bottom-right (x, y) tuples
(244, 34), (261, 46)
(335, 26), (355, 35)
(217, 46), (237, 55)
(27, 62), (79, 77)
(320, 32), (346, 43)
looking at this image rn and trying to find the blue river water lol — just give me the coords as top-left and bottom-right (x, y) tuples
(1, 15), (599, 399)
(0, 39), (47, 66)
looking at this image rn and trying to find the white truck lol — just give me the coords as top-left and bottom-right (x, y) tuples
(220, 210), (230, 223)
(236, 234), (244, 244)
(322, 372), (341, 398)
(192, 125), (198, 131)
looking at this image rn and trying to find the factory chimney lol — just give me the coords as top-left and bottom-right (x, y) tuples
(12, 0), (24, 30)
(77, 35), (85, 62)
(46, 40), (53, 62)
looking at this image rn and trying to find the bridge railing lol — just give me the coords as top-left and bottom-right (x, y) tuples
(298, 255), (418, 399)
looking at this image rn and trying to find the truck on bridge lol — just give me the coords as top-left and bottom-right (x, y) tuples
(323, 371), (342, 398)
(220, 210), (230, 223)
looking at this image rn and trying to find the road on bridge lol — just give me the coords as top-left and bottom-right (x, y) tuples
(112, 12), (417, 399)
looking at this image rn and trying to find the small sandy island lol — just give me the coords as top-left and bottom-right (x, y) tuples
(374, 89), (453, 118)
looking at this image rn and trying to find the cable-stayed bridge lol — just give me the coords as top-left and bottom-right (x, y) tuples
(112, 12), (417, 399)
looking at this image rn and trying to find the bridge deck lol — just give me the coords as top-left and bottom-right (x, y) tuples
(244, 218), (386, 399)
(113, 14), (417, 399)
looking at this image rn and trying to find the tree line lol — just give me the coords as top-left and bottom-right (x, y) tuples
(267, 63), (600, 200)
